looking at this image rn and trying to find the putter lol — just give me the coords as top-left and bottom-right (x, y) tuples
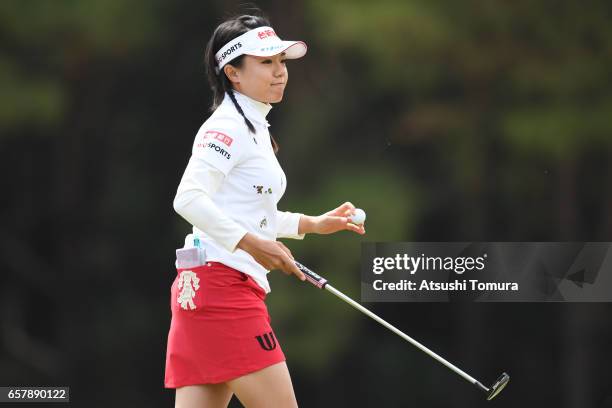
(295, 261), (510, 401)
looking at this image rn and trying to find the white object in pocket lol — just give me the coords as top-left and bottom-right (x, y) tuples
(176, 247), (207, 269)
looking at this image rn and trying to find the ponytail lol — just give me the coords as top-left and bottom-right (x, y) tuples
(227, 88), (255, 134)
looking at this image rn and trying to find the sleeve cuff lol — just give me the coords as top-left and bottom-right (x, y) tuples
(276, 211), (306, 240)
(224, 228), (250, 253)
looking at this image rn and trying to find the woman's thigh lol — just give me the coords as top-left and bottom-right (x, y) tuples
(175, 383), (233, 408)
(226, 361), (298, 408)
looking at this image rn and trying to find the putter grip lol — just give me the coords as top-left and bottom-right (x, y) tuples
(295, 261), (328, 289)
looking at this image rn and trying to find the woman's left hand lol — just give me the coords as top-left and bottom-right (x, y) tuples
(311, 202), (366, 235)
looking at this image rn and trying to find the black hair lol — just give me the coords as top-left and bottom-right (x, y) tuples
(204, 13), (280, 154)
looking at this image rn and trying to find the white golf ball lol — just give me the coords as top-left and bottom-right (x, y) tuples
(349, 208), (366, 225)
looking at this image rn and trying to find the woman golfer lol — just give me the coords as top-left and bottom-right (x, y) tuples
(165, 13), (365, 407)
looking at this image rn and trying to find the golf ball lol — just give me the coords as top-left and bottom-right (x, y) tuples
(349, 208), (366, 225)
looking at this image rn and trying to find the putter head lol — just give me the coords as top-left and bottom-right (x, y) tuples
(487, 372), (510, 400)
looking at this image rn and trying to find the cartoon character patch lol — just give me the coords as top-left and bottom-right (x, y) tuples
(177, 270), (200, 310)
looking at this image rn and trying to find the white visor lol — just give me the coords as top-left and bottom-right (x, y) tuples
(215, 26), (307, 73)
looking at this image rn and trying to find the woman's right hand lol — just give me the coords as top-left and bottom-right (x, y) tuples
(236, 233), (306, 281)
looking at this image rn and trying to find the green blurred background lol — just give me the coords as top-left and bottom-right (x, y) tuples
(1, 0), (611, 406)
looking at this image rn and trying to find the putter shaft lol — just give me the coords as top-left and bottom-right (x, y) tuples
(325, 284), (489, 391)
(295, 261), (491, 393)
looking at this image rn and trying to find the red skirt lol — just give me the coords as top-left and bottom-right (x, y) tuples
(164, 262), (285, 388)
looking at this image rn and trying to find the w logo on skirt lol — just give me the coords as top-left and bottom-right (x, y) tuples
(255, 331), (277, 351)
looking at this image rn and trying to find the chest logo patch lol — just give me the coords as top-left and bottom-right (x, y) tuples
(253, 185), (273, 194)
(260, 217), (268, 229)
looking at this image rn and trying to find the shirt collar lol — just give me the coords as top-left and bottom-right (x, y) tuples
(228, 90), (272, 127)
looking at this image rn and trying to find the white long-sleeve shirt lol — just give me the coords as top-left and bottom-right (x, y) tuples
(173, 90), (304, 293)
